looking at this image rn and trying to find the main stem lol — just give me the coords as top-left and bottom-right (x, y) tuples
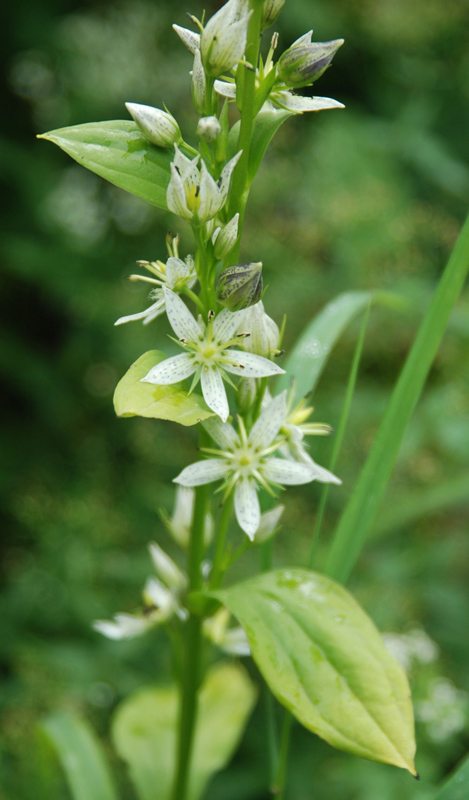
(171, 477), (209, 800)
(228, 0), (263, 261)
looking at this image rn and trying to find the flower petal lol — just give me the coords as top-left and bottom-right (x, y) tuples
(165, 257), (192, 287)
(198, 161), (224, 222)
(214, 80), (237, 99)
(203, 416), (238, 450)
(114, 299), (164, 326)
(141, 353), (196, 384)
(201, 365), (230, 422)
(164, 287), (202, 340)
(235, 478), (260, 540)
(213, 307), (245, 342)
(249, 390), (287, 449)
(275, 92), (345, 113)
(167, 163), (192, 219)
(306, 458), (342, 485)
(93, 613), (150, 640)
(261, 458), (315, 485)
(174, 458), (231, 486)
(172, 24), (201, 55)
(173, 144), (200, 186)
(148, 543), (187, 590)
(218, 150), (243, 202)
(254, 504), (285, 544)
(143, 577), (174, 610)
(221, 350), (285, 378)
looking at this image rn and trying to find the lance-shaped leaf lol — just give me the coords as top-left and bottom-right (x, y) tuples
(211, 569), (417, 775)
(113, 351), (213, 426)
(38, 121), (172, 209)
(111, 662), (257, 800)
(227, 109), (292, 184)
(276, 290), (396, 404)
(41, 711), (119, 800)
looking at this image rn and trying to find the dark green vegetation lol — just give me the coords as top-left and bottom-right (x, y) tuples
(2, 0), (469, 798)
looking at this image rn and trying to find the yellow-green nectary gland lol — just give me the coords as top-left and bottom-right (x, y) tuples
(216, 263), (263, 310)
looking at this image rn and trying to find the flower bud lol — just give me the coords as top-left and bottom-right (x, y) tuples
(254, 505), (284, 544)
(212, 213), (239, 259)
(125, 103), (182, 148)
(277, 36), (344, 89)
(216, 262), (262, 311)
(197, 115), (222, 143)
(240, 300), (280, 358)
(191, 50), (206, 115)
(261, 0), (286, 29)
(148, 541), (187, 591)
(239, 379), (257, 412)
(201, 0), (251, 78)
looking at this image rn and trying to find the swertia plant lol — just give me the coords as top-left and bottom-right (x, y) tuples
(39, 0), (469, 798)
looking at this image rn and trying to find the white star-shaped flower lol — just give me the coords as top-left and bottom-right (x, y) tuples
(141, 288), (284, 422)
(174, 391), (338, 539)
(166, 145), (242, 223)
(115, 255), (196, 326)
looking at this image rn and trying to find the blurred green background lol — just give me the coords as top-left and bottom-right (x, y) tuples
(2, 0), (469, 798)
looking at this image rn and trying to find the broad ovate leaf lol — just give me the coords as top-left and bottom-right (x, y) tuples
(212, 569), (417, 775)
(39, 121), (172, 210)
(41, 711), (119, 800)
(113, 351), (213, 426)
(111, 662), (257, 800)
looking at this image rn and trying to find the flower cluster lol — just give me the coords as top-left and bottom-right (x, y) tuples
(106, 0), (344, 647)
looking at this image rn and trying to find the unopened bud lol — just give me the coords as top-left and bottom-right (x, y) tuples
(212, 213), (239, 259)
(261, 0), (286, 29)
(216, 262), (262, 310)
(201, 0), (251, 78)
(125, 103), (182, 148)
(191, 50), (206, 115)
(254, 505), (284, 544)
(241, 300), (280, 358)
(277, 37), (343, 89)
(238, 378), (256, 412)
(197, 115), (222, 142)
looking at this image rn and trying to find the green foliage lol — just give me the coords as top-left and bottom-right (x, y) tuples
(39, 121), (172, 210)
(276, 291), (392, 403)
(228, 109), (292, 184)
(41, 711), (119, 800)
(212, 569), (416, 774)
(113, 351), (213, 425)
(434, 753), (469, 800)
(111, 662), (257, 800)
(326, 213), (469, 584)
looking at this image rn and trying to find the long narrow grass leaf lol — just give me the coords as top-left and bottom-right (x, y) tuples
(42, 711), (119, 800)
(309, 302), (370, 568)
(326, 213), (469, 583)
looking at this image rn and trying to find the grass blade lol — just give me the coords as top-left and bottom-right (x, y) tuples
(42, 710), (119, 800)
(326, 213), (469, 583)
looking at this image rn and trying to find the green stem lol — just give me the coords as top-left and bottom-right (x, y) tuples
(273, 711), (293, 798)
(209, 491), (234, 589)
(182, 286), (205, 314)
(309, 302), (370, 569)
(228, 1), (263, 259)
(171, 480), (209, 800)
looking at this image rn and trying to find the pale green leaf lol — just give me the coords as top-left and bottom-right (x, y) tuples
(41, 711), (119, 800)
(212, 569), (417, 775)
(113, 351), (213, 426)
(111, 662), (257, 800)
(326, 212), (469, 583)
(434, 753), (469, 800)
(227, 109), (292, 182)
(276, 290), (395, 404)
(38, 121), (172, 210)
